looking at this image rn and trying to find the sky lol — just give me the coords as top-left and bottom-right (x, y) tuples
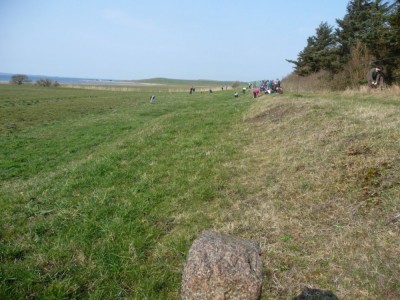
(0, 0), (350, 82)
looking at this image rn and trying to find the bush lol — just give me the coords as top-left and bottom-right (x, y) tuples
(10, 74), (29, 85)
(231, 81), (240, 89)
(282, 71), (334, 92)
(282, 42), (378, 92)
(36, 78), (60, 87)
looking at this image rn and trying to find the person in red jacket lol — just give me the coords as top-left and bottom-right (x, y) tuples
(252, 88), (260, 98)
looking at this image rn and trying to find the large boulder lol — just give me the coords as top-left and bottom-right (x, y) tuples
(181, 231), (263, 300)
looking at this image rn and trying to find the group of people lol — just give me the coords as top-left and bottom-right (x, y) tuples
(156, 67), (383, 105)
(259, 79), (282, 94)
(249, 79), (283, 98)
(185, 78), (286, 100)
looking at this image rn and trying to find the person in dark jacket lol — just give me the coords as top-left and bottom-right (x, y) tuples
(367, 67), (383, 89)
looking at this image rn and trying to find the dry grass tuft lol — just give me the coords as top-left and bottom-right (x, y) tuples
(343, 84), (400, 96)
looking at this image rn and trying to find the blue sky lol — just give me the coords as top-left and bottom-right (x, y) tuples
(0, 0), (350, 81)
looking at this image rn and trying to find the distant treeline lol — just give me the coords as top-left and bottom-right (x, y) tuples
(9, 74), (60, 87)
(286, 0), (400, 89)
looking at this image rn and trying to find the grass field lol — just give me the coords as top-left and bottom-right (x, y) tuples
(1, 84), (399, 299)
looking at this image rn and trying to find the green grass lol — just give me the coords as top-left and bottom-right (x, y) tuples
(1, 85), (399, 299)
(0, 85), (251, 299)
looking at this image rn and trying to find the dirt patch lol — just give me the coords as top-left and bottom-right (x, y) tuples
(246, 104), (306, 123)
(346, 144), (373, 156)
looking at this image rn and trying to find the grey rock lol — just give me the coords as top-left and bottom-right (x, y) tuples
(181, 231), (263, 300)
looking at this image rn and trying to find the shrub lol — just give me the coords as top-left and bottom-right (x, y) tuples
(231, 81), (240, 89)
(10, 74), (29, 85)
(36, 78), (60, 87)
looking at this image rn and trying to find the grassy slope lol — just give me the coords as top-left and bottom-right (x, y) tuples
(231, 90), (400, 299)
(1, 85), (399, 299)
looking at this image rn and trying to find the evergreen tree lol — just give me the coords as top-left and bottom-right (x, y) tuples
(385, 0), (400, 81)
(286, 22), (339, 76)
(360, 0), (392, 59)
(336, 1), (395, 80)
(286, 0), (400, 86)
(336, 0), (373, 57)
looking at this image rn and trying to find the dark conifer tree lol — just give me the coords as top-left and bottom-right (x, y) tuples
(335, 0), (373, 57)
(287, 0), (400, 85)
(336, 0), (397, 81)
(385, 0), (400, 81)
(286, 22), (339, 76)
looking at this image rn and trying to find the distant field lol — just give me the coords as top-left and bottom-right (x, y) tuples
(63, 78), (247, 93)
(1, 85), (399, 299)
(135, 77), (244, 86)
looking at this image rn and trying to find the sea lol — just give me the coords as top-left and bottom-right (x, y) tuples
(0, 73), (143, 86)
